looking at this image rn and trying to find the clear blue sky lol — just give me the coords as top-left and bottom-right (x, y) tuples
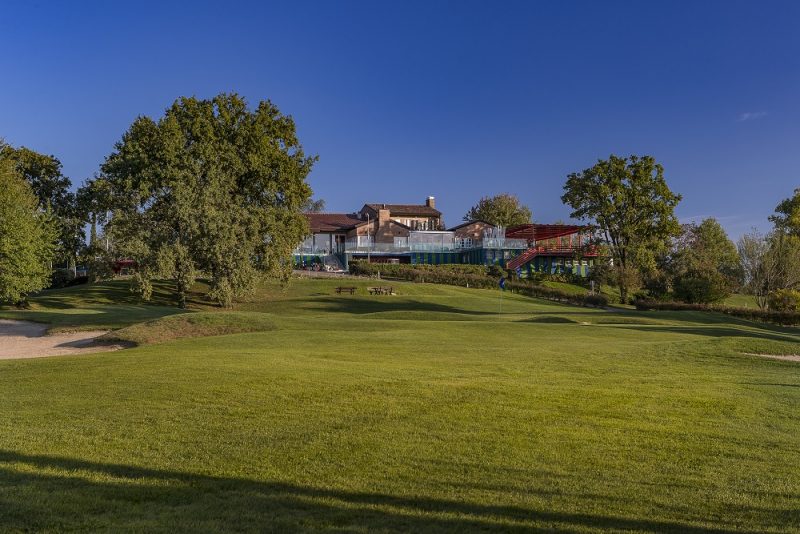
(2, 1), (798, 238)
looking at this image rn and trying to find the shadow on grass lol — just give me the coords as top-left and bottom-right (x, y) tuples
(0, 450), (774, 533)
(307, 297), (496, 316)
(614, 325), (800, 343)
(28, 280), (210, 310)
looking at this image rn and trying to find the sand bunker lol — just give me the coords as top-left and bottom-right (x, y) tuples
(743, 352), (800, 363)
(0, 319), (124, 360)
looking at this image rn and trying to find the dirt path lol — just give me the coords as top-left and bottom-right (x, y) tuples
(0, 320), (125, 360)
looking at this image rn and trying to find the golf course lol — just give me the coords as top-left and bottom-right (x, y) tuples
(0, 277), (798, 532)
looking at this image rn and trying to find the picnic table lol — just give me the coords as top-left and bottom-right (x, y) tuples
(335, 286), (357, 295)
(368, 286), (394, 295)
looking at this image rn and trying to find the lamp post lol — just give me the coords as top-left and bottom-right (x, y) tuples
(367, 213), (371, 263)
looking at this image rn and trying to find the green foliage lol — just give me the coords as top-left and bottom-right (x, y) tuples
(634, 298), (800, 326)
(486, 264), (506, 278)
(738, 230), (800, 309)
(767, 288), (800, 312)
(349, 261), (608, 307)
(130, 272), (153, 302)
(770, 187), (800, 236)
(664, 218), (741, 304)
(76, 175), (112, 250)
(463, 193), (532, 227)
(672, 269), (731, 304)
(102, 93), (316, 307)
(0, 160), (57, 304)
(562, 154), (681, 303)
(0, 143), (83, 264)
(49, 268), (76, 290)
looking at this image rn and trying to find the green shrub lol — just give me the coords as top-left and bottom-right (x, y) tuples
(49, 268), (75, 289)
(767, 289), (800, 312)
(349, 261), (608, 308)
(673, 269), (731, 304)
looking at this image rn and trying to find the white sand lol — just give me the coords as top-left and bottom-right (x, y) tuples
(0, 319), (124, 359)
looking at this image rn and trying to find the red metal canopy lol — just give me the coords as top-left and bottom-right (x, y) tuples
(505, 224), (588, 241)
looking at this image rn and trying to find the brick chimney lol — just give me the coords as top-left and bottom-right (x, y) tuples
(378, 208), (390, 224)
(426, 196), (436, 209)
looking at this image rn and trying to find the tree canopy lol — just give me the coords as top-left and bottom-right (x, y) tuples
(0, 158), (57, 304)
(561, 154), (681, 302)
(102, 93), (316, 307)
(770, 188), (800, 236)
(463, 193), (532, 227)
(0, 143), (82, 265)
(669, 218), (741, 303)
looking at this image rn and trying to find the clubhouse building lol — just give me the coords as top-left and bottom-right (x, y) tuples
(295, 196), (598, 276)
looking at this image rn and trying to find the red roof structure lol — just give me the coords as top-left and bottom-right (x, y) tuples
(505, 223), (588, 242)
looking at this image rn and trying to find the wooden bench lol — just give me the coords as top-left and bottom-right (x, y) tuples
(335, 286), (357, 295)
(368, 286), (394, 295)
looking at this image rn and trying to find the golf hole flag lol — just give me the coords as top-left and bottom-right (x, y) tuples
(499, 277), (506, 290)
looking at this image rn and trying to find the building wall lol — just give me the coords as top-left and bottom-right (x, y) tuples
(452, 221), (493, 240)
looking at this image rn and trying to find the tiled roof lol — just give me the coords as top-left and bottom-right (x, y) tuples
(364, 203), (441, 216)
(305, 213), (366, 232)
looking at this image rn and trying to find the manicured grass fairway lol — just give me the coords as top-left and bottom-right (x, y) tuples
(1, 278), (799, 532)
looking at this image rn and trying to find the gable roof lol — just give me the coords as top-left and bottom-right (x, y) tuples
(363, 203), (441, 217)
(305, 213), (367, 232)
(448, 220), (493, 231)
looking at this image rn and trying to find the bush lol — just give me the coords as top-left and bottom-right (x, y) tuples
(349, 261), (608, 308)
(767, 289), (800, 312)
(673, 269), (731, 304)
(633, 299), (800, 326)
(486, 264), (506, 278)
(49, 268), (75, 289)
(67, 276), (89, 287)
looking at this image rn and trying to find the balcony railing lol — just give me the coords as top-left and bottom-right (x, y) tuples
(481, 238), (528, 249)
(294, 239), (594, 255)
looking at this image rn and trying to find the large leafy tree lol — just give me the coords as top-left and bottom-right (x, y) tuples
(463, 193), (532, 227)
(0, 143), (83, 267)
(102, 93), (316, 307)
(0, 159), (57, 304)
(562, 154), (682, 302)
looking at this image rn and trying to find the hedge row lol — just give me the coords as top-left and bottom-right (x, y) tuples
(634, 299), (800, 326)
(350, 261), (608, 308)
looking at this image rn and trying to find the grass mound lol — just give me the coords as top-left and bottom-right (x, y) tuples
(523, 315), (578, 324)
(101, 311), (277, 346)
